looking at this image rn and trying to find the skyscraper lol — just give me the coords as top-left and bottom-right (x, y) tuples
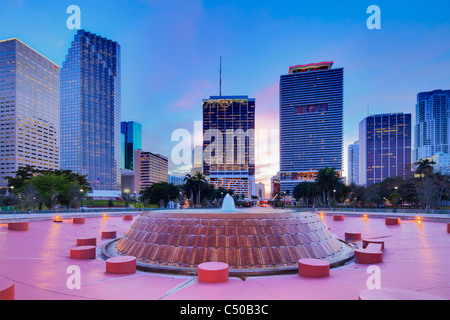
(359, 113), (412, 186)
(348, 141), (360, 185)
(121, 121), (142, 170)
(134, 149), (168, 193)
(279, 62), (343, 196)
(60, 30), (121, 190)
(203, 95), (255, 198)
(414, 89), (450, 163)
(0, 39), (60, 188)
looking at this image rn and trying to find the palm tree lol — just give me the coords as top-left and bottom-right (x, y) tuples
(316, 167), (341, 206)
(183, 174), (195, 205)
(193, 172), (207, 206)
(414, 159), (436, 177)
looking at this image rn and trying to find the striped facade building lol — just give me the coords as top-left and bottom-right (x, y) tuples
(279, 62), (344, 196)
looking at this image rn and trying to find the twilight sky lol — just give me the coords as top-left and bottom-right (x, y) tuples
(1, 0), (449, 192)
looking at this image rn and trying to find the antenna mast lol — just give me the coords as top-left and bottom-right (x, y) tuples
(220, 56), (222, 96)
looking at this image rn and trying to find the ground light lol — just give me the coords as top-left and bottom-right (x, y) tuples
(53, 216), (63, 223)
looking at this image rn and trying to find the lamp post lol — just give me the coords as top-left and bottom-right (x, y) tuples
(80, 189), (84, 211)
(395, 187), (398, 208)
(333, 189), (337, 210)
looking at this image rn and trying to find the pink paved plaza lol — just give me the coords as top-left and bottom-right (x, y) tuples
(0, 212), (449, 300)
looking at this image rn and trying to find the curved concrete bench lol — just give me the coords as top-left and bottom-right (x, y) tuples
(198, 262), (229, 283)
(72, 217), (85, 224)
(77, 238), (97, 247)
(298, 258), (330, 278)
(70, 246), (96, 260)
(123, 215), (134, 221)
(345, 232), (362, 242)
(354, 248), (383, 264)
(102, 231), (117, 239)
(359, 288), (445, 300)
(0, 278), (14, 300)
(363, 239), (385, 250)
(333, 215), (344, 221)
(8, 222), (29, 231)
(106, 256), (137, 274)
(385, 217), (401, 225)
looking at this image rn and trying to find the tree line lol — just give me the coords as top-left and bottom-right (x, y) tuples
(139, 172), (239, 208)
(3, 165), (91, 210)
(291, 160), (450, 209)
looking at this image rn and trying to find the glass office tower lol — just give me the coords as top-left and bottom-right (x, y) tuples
(203, 96), (255, 198)
(60, 30), (121, 190)
(279, 62), (343, 196)
(121, 121), (142, 170)
(359, 113), (412, 186)
(414, 89), (450, 163)
(0, 39), (60, 188)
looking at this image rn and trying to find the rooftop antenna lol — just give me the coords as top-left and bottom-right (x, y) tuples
(219, 56), (222, 96)
(367, 101), (370, 117)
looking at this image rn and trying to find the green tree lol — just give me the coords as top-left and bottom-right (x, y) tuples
(20, 183), (39, 212)
(25, 174), (67, 210)
(140, 183), (179, 207)
(316, 167), (342, 206)
(414, 159), (436, 177)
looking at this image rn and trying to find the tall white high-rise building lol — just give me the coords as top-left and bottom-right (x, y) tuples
(0, 39), (60, 188)
(347, 141), (359, 185)
(414, 89), (450, 163)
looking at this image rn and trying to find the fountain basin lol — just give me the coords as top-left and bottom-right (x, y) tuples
(104, 210), (354, 276)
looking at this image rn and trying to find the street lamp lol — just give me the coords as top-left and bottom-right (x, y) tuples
(9, 186), (14, 206)
(333, 189), (337, 209)
(80, 189), (84, 211)
(395, 187), (398, 207)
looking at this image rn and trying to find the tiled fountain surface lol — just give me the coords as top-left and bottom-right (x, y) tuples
(0, 210), (449, 300)
(111, 211), (354, 276)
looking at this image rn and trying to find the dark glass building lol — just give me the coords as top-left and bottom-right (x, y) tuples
(60, 30), (121, 190)
(121, 121), (142, 170)
(279, 62), (344, 196)
(203, 96), (255, 198)
(359, 113), (412, 186)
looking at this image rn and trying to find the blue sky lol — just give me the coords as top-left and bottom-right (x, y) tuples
(1, 0), (449, 188)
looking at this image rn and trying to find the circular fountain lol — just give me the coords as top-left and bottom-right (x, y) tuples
(102, 197), (354, 276)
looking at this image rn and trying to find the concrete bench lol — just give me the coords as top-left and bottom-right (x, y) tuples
(345, 232), (362, 242)
(102, 231), (117, 239)
(354, 248), (383, 264)
(8, 222), (29, 231)
(77, 238), (97, 247)
(385, 217), (401, 226)
(198, 262), (229, 283)
(362, 239), (385, 250)
(333, 215), (344, 221)
(106, 256), (137, 274)
(72, 217), (85, 224)
(70, 246), (96, 260)
(359, 288), (445, 300)
(298, 258), (330, 278)
(0, 278), (14, 300)
(365, 243), (383, 252)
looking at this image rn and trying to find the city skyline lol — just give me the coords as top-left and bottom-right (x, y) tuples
(0, 0), (449, 190)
